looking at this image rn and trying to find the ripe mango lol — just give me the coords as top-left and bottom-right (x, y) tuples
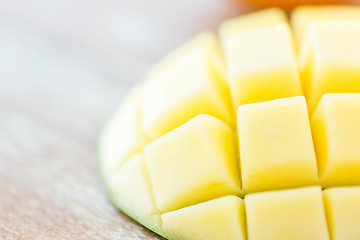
(98, 6), (360, 240)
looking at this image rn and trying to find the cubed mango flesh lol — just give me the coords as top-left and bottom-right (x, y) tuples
(245, 186), (330, 240)
(298, 20), (360, 113)
(311, 93), (360, 187)
(219, 7), (287, 40)
(144, 114), (240, 212)
(323, 186), (360, 240)
(238, 96), (318, 193)
(98, 6), (360, 240)
(291, 5), (360, 46)
(98, 86), (149, 179)
(109, 153), (162, 230)
(223, 22), (302, 110)
(162, 196), (246, 240)
(141, 33), (233, 139)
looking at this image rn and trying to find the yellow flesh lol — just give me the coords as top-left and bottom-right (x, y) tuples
(98, 86), (149, 179)
(144, 114), (240, 213)
(238, 96), (318, 193)
(109, 153), (162, 230)
(224, 22), (302, 110)
(323, 186), (360, 240)
(291, 5), (360, 46)
(219, 7), (287, 40)
(98, 6), (360, 240)
(162, 196), (246, 240)
(245, 186), (329, 240)
(311, 93), (360, 187)
(141, 33), (233, 139)
(298, 20), (360, 113)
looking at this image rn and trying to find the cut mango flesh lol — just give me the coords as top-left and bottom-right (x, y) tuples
(98, 6), (360, 240)
(144, 114), (240, 213)
(223, 22), (302, 110)
(141, 32), (233, 139)
(109, 153), (162, 231)
(238, 96), (318, 193)
(246, 186), (329, 240)
(323, 186), (360, 240)
(162, 196), (246, 240)
(98, 86), (149, 179)
(219, 7), (287, 40)
(311, 93), (360, 187)
(291, 6), (360, 46)
(298, 20), (360, 113)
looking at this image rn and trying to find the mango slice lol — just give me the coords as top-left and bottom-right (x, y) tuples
(311, 93), (360, 187)
(98, 6), (360, 240)
(162, 196), (246, 240)
(238, 96), (318, 193)
(219, 7), (287, 40)
(141, 33), (233, 139)
(223, 22), (302, 110)
(245, 186), (330, 240)
(98, 87), (149, 179)
(144, 114), (240, 213)
(109, 153), (162, 231)
(291, 5), (360, 46)
(323, 186), (360, 240)
(298, 20), (360, 113)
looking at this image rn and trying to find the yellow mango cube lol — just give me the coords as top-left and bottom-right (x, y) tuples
(223, 22), (302, 110)
(98, 87), (149, 179)
(219, 7), (287, 40)
(162, 196), (246, 240)
(291, 5), (360, 46)
(298, 20), (360, 113)
(323, 186), (360, 240)
(144, 114), (240, 212)
(148, 32), (224, 77)
(109, 153), (161, 231)
(245, 186), (330, 240)
(311, 93), (360, 187)
(141, 33), (233, 139)
(238, 96), (318, 193)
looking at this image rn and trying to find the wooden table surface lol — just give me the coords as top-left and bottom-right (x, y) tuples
(0, 0), (358, 239)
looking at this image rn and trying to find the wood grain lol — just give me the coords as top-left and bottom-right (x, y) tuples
(0, 0), (359, 239)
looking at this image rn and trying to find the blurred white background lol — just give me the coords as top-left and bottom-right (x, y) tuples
(0, 0), (243, 83)
(0, 0), (245, 138)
